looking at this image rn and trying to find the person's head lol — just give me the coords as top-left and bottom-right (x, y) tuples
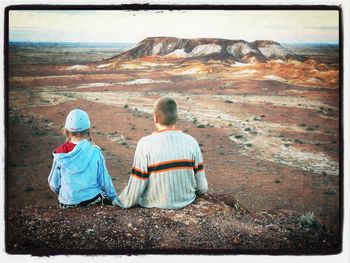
(64, 109), (93, 142)
(153, 97), (178, 128)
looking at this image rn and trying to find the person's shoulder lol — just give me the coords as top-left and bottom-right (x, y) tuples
(54, 141), (76, 153)
(94, 144), (102, 151)
(180, 131), (199, 145)
(138, 134), (154, 144)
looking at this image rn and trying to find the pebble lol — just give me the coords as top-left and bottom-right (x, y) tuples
(127, 223), (132, 228)
(86, 229), (95, 234)
(233, 237), (241, 244)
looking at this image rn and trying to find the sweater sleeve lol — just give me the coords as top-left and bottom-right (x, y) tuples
(48, 159), (61, 194)
(194, 142), (208, 195)
(97, 151), (118, 200)
(117, 139), (149, 208)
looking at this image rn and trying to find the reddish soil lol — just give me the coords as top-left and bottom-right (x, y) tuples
(7, 195), (340, 254)
(7, 56), (341, 252)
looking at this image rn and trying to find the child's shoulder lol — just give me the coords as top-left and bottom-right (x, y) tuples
(93, 144), (102, 151)
(54, 141), (76, 154)
(147, 130), (198, 144)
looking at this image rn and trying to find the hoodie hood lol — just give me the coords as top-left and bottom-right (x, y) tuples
(53, 140), (96, 174)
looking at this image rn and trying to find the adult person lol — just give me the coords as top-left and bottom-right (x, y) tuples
(116, 97), (208, 209)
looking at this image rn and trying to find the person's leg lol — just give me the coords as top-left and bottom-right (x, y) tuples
(58, 193), (113, 208)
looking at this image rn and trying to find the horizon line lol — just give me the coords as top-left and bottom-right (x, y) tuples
(8, 40), (339, 45)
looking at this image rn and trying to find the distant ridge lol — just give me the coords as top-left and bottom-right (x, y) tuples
(109, 37), (306, 63)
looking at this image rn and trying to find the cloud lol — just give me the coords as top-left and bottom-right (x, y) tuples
(8, 10), (339, 44)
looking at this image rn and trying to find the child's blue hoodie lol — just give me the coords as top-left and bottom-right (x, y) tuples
(48, 139), (117, 205)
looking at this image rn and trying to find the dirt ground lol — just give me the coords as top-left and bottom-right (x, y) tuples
(7, 194), (340, 254)
(7, 54), (341, 251)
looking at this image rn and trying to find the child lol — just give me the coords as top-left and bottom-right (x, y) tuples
(48, 109), (119, 208)
(116, 97), (208, 209)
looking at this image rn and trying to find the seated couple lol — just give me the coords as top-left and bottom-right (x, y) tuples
(48, 97), (208, 209)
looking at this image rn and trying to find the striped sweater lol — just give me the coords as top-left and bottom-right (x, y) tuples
(117, 129), (208, 209)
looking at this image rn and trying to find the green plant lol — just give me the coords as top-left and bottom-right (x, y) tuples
(298, 212), (320, 228)
(245, 143), (253, 147)
(25, 186), (34, 192)
(197, 124), (206, 128)
(295, 139), (304, 144)
(234, 135), (243, 139)
(124, 104), (129, 109)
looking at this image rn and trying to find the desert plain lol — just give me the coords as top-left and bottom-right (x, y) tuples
(7, 38), (341, 243)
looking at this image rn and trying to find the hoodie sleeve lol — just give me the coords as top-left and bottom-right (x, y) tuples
(48, 159), (61, 194)
(194, 141), (208, 195)
(117, 139), (149, 208)
(97, 150), (118, 200)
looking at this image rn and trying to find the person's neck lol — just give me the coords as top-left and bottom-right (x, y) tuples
(70, 137), (84, 144)
(156, 124), (176, 132)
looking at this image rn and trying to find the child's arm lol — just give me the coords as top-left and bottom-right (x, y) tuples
(97, 151), (118, 200)
(117, 139), (149, 208)
(48, 160), (61, 194)
(194, 142), (208, 195)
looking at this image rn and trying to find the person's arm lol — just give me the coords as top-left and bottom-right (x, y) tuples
(48, 159), (61, 194)
(97, 150), (118, 200)
(194, 142), (208, 195)
(117, 139), (149, 208)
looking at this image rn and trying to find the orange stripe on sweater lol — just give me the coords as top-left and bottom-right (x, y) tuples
(131, 173), (149, 180)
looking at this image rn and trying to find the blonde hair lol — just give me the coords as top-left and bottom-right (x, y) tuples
(64, 128), (94, 144)
(153, 97), (178, 126)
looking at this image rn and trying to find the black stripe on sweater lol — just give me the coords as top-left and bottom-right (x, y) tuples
(194, 164), (204, 173)
(148, 161), (195, 173)
(131, 168), (150, 179)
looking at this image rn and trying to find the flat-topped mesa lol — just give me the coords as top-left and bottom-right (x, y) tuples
(108, 37), (306, 63)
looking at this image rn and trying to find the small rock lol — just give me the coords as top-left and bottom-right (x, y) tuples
(233, 237), (241, 244)
(127, 223), (132, 228)
(86, 229), (95, 234)
(72, 233), (79, 238)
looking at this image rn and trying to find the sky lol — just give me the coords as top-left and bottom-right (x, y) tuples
(8, 10), (339, 44)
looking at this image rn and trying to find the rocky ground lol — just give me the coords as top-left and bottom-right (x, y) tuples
(6, 42), (341, 253)
(6, 194), (341, 255)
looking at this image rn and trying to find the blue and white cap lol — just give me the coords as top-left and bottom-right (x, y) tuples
(64, 109), (91, 132)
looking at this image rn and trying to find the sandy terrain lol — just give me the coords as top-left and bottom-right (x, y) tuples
(8, 48), (340, 240)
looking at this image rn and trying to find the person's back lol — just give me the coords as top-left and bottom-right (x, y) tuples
(117, 97), (208, 209)
(48, 109), (118, 208)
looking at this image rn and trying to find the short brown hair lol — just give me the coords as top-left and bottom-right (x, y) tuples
(153, 97), (178, 126)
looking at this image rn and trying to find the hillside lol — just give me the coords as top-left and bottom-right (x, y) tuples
(6, 194), (340, 254)
(108, 37), (306, 63)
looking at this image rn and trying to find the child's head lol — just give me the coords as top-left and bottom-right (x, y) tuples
(153, 97), (178, 127)
(64, 109), (92, 142)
